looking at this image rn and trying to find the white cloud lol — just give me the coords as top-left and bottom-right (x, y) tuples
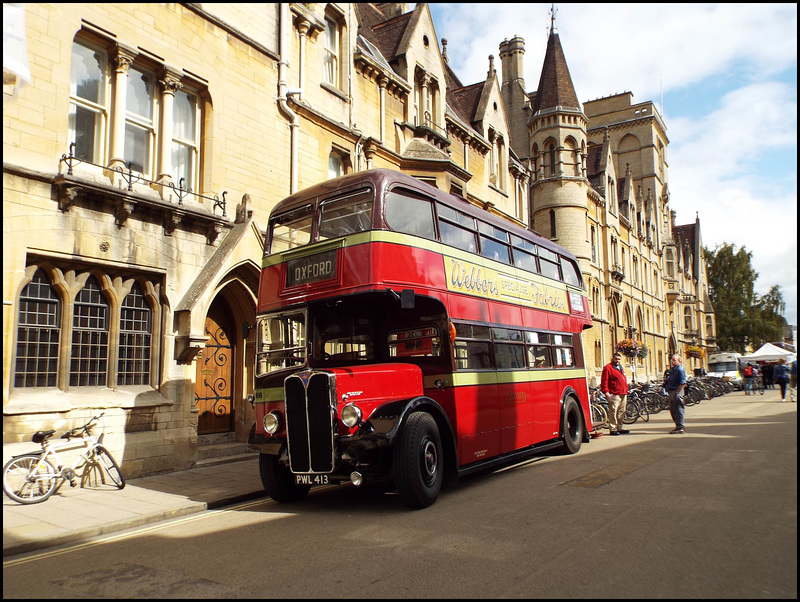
(431, 3), (798, 326)
(435, 4), (798, 101)
(668, 80), (797, 323)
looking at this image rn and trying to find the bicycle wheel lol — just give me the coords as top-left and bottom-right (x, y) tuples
(94, 446), (125, 489)
(638, 399), (650, 422)
(621, 399), (639, 424)
(590, 402), (608, 430)
(2, 453), (58, 504)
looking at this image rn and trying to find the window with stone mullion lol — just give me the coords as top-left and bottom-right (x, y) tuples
(15, 269), (61, 388)
(118, 282), (151, 386)
(70, 276), (109, 387)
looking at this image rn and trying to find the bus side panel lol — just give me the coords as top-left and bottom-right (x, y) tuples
(520, 305), (551, 330)
(340, 242), (372, 290)
(371, 242), (446, 289)
(532, 378), (564, 441)
(446, 292), (491, 324)
(488, 301), (524, 332)
(454, 380), (501, 466)
(547, 312), (572, 333)
(498, 378), (535, 453)
(257, 265), (282, 313)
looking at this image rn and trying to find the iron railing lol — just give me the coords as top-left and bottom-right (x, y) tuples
(59, 143), (227, 217)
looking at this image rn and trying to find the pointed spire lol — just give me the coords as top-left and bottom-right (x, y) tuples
(533, 5), (580, 115)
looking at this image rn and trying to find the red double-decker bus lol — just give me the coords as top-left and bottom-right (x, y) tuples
(248, 169), (593, 508)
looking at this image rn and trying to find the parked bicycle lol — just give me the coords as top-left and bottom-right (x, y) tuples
(2, 412), (125, 504)
(622, 384), (650, 424)
(589, 387), (609, 431)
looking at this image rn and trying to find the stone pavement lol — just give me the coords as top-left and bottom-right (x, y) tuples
(4, 386), (795, 558)
(3, 454), (264, 557)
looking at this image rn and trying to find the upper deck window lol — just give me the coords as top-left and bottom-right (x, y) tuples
(385, 189), (436, 240)
(561, 257), (583, 287)
(438, 205), (477, 253)
(478, 222), (511, 265)
(318, 190), (373, 241)
(537, 246), (562, 281)
(510, 234), (539, 274)
(269, 205), (313, 253)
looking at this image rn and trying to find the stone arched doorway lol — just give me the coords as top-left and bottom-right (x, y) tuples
(193, 265), (258, 439)
(195, 297), (235, 434)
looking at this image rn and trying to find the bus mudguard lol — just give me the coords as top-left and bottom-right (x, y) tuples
(352, 396), (458, 486)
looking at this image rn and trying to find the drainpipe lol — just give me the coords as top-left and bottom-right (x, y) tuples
(277, 3), (302, 193)
(297, 19), (309, 101)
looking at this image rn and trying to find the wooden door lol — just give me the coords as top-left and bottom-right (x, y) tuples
(195, 313), (234, 434)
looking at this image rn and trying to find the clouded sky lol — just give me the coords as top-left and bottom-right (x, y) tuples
(428, 3), (798, 327)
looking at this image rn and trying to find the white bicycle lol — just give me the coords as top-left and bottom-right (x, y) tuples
(2, 412), (125, 504)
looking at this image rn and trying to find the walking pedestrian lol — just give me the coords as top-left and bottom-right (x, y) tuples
(790, 357), (797, 403)
(743, 363), (755, 395)
(601, 352), (630, 436)
(773, 357), (791, 402)
(762, 364), (774, 390)
(663, 354), (687, 434)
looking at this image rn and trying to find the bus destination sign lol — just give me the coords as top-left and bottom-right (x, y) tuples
(286, 249), (337, 287)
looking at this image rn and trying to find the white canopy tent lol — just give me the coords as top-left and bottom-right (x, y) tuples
(740, 343), (796, 363)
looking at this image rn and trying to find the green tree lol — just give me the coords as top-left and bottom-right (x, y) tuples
(752, 285), (788, 346)
(704, 244), (787, 352)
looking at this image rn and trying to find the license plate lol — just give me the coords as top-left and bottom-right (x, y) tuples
(294, 473), (329, 486)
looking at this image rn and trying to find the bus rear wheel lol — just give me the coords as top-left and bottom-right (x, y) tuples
(259, 453), (310, 503)
(394, 412), (443, 509)
(561, 397), (584, 454)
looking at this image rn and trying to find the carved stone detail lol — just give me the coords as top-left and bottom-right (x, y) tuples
(115, 199), (135, 227)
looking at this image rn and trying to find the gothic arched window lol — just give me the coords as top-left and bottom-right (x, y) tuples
(15, 269), (61, 388)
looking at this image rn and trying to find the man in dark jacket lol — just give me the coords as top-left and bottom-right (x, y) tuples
(663, 354), (687, 433)
(601, 352), (630, 435)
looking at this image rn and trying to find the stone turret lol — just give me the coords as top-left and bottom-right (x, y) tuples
(499, 35), (531, 159)
(528, 7), (589, 264)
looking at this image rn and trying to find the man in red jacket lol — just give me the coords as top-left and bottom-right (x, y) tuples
(601, 352), (630, 435)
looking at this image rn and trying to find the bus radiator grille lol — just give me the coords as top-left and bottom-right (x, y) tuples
(284, 372), (335, 473)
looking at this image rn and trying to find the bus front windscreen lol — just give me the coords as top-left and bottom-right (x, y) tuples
(709, 361), (737, 373)
(256, 311), (307, 375)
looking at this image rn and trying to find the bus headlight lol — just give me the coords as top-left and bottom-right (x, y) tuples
(263, 411), (281, 434)
(341, 403), (362, 428)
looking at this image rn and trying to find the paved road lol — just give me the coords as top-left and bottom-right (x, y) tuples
(3, 390), (796, 598)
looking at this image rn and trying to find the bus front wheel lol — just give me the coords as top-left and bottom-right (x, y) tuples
(258, 453), (310, 503)
(393, 412), (443, 509)
(561, 397), (584, 454)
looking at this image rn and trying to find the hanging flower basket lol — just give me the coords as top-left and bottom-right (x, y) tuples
(616, 338), (647, 359)
(685, 345), (704, 359)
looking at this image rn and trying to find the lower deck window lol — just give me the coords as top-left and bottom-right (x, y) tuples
(454, 322), (579, 372)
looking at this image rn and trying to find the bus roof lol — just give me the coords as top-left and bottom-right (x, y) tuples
(270, 168), (580, 264)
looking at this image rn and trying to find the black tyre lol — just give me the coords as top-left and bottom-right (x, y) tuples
(393, 412), (443, 509)
(622, 399), (639, 424)
(561, 397), (584, 454)
(2, 454), (58, 504)
(95, 446), (125, 489)
(259, 453), (310, 503)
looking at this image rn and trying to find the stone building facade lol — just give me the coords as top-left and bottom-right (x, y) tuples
(3, 3), (714, 477)
(497, 15), (715, 385)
